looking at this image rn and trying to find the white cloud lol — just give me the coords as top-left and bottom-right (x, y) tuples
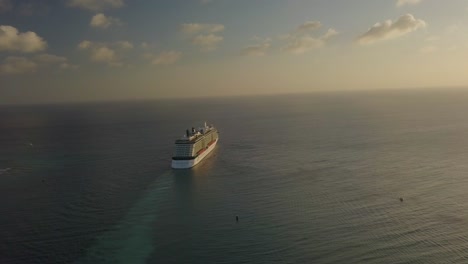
(68, 0), (124, 11)
(60, 63), (79, 70)
(116, 41), (133, 49)
(34, 54), (78, 70)
(181, 23), (225, 51)
(0, 25), (47, 53)
(297, 21), (322, 32)
(0, 0), (13, 13)
(191, 34), (223, 51)
(77, 40), (132, 66)
(34, 54), (67, 64)
(152, 51), (182, 65)
(357, 14), (426, 45)
(283, 24), (338, 55)
(90, 13), (122, 29)
(78, 40), (92, 50)
(0, 53), (77, 75)
(284, 36), (326, 54)
(397, 0), (422, 7)
(181, 23), (225, 34)
(241, 42), (270, 57)
(419, 45), (437, 53)
(0, 56), (37, 75)
(91, 46), (116, 62)
(425, 35), (440, 42)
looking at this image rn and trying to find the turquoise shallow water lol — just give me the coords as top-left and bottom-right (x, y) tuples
(2, 89), (468, 263)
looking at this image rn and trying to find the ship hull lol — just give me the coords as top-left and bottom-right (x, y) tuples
(171, 138), (218, 169)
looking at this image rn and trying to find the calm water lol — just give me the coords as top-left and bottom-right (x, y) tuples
(2, 89), (468, 263)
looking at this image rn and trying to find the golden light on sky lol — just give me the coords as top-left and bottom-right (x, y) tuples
(1, 0), (468, 104)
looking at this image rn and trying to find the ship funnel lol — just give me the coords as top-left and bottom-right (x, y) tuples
(186, 129), (190, 137)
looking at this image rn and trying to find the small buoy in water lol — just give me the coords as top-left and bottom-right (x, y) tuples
(400, 197), (403, 202)
(236, 215), (239, 222)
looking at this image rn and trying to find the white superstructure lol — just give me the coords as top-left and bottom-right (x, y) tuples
(171, 122), (219, 169)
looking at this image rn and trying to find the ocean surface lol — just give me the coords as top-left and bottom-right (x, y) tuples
(2, 89), (468, 263)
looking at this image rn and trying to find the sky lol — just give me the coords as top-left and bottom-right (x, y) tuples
(1, 0), (468, 104)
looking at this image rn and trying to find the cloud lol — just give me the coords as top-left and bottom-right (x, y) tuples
(0, 0), (12, 13)
(180, 23), (225, 34)
(90, 13), (122, 29)
(34, 53), (78, 70)
(181, 23), (225, 51)
(116, 41), (133, 49)
(241, 42), (271, 57)
(419, 45), (437, 53)
(59, 63), (79, 70)
(78, 40), (92, 49)
(0, 53), (77, 75)
(0, 25), (47, 53)
(396, 0), (422, 7)
(200, 0), (212, 4)
(284, 36), (325, 54)
(191, 34), (223, 51)
(357, 14), (426, 45)
(296, 21), (322, 32)
(152, 51), (182, 65)
(77, 40), (132, 66)
(283, 25), (338, 54)
(91, 46), (116, 62)
(68, 0), (124, 11)
(34, 54), (67, 64)
(0, 56), (37, 75)
(425, 35), (440, 42)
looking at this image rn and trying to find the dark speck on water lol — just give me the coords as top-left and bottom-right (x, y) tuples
(2, 89), (468, 263)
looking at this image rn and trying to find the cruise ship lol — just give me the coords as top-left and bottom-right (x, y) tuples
(171, 122), (219, 169)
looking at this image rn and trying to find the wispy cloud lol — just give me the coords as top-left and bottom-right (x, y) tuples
(396, 0), (423, 7)
(68, 0), (124, 11)
(180, 23), (225, 35)
(181, 23), (225, 51)
(241, 38), (271, 57)
(283, 22), (338, 55)
(191, 34), (223, 51)
(78, 40), (132, 66)
(116, 41), (133, 49)
(34, 54), (78, 70)
(0, 53), (77, 75)
(0, 56), (37, 75)
(34, 54), (67, 64)
(0, 25), (47, 53)
(152, 51), (182, 65)
(296, 21), (322, 32)
(357, 14), (426, 45)
(90, 13), (122, 29)
(419, 45), (437, 53)
(241, 43), (271, 57)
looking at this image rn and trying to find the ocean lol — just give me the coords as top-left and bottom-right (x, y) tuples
(2, 89), (468, 263)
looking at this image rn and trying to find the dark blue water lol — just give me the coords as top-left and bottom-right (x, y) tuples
(2, 89), (468, 263)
